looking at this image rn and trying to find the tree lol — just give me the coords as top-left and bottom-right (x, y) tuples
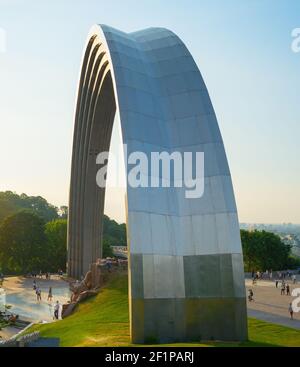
(101, 215), (127, 258)
(23, 195), (58, 222)
(0, 211), (48, 274)
(44, 219), (67, 272)
(103, 215), (126, 246)
(0, 191), (58, 224)
(102, 238), (114, 258)
(241, 229), (292, 271)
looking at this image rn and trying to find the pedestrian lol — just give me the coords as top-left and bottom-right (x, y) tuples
(54, 301), (60, 320)
(106, 259), (112, 272)
(248, 289), (254, 302)
(36, 287), (42, 301)
(289, 303), (294, 320)
(293, 274), (297, 284)
(281, 282), (285, 295)
(286, 284), (290, 296)
(275, 280), (278, 288)
(33, 279), (37, 290)
(47, 287), (53, 302)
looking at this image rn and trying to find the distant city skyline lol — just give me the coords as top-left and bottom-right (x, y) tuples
(0, 0), (299, 224)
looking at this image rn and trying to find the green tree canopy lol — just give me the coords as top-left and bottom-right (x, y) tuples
(103, 215), (126, 246)
(102, 215), (127, 258)
(0, 191), (58, 224)
(44, 219), (67, 272)
(241, 229), (292, 271)
(0, 210), (48, 274)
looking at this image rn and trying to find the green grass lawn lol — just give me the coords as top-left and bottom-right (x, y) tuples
(26, 272), (300, 347)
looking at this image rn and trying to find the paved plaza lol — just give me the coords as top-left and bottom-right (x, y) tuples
(246, 277), (300, 328)
(1, 276), (70, 322)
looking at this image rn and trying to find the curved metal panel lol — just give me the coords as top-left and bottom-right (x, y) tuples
(68, 24), (248, 343)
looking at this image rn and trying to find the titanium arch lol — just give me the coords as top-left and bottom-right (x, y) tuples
(68, 24), (248, 343)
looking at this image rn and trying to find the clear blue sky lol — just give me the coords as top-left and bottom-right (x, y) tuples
(0, 0), (299, 223)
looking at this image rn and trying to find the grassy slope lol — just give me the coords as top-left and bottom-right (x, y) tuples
(27, 272), (300, 347)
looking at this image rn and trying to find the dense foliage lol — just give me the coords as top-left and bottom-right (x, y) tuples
(44, 219), (68, 271)
(241, 229), (300, 271)
(103, 215), (126, 247)
(0, 191), (58, 223)
(102, 214), (126, 257)
(0, 211), (48, 273)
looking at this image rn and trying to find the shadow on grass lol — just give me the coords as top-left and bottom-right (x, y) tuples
(131, 339), (280, 348)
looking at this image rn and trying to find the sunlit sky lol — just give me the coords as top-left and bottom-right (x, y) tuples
(0, 0), (299, 224)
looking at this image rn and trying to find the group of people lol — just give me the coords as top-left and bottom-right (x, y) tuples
(32, 279), (61, 320)
(97, 257), (128, 273)
(277, 280), (291, 296)
(277, 272), (297, 284)
(250, 269), (298, 320)
(276, 279), (296, 320)
(30, 270), (52, 279)
(252, 269), (273, 284)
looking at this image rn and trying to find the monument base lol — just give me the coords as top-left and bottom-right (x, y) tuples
(131, 297), (248, 343)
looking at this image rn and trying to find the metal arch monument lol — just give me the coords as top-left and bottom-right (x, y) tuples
(67, 24), (248, 343)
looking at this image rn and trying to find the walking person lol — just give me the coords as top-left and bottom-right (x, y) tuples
(281, 282), (285, 295)
(36, 287), (42, 301)
(293, 274), (297, 284)
(47, 287), (53, 302)
(275, 280), (278, 288)
(286, 284), (291, 296)
(289, 303), (294, 320)
(248, 289), (254, 302)
(54, 301), (60, 320)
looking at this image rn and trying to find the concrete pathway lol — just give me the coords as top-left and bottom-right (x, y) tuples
(246, 277), (300, 329)
(2, 276), (70, 322)
(248, 309), (300, 329)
